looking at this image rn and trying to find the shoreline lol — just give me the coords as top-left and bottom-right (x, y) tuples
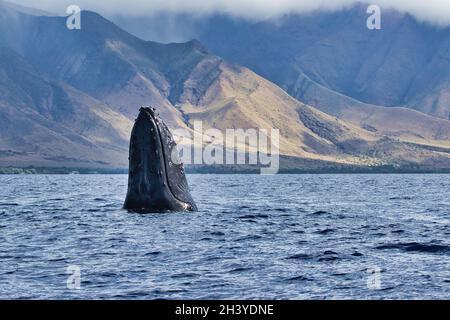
(1, 167), (450, 175)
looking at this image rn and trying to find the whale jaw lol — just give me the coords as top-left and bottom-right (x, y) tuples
(124, 107), (197, 213)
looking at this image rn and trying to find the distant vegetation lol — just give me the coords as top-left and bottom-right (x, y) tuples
(0, 167), (127, 174)
(1, 166), (449, 175)
(0, 167), (38, 174)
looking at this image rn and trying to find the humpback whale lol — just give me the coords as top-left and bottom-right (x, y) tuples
(124, 107), (198, 212)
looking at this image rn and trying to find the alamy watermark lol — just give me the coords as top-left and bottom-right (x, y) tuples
(171, 121), (280, 175)
(66, 265), (81, 290)
(66, 5), (81, 30)
(367, 4), (382, 30)
(66, 4), (381, 31)
(366, 266), (382, 290)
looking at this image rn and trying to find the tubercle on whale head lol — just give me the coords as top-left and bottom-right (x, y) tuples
(124, 106), (197, 213)
(135, 106), (158, 126)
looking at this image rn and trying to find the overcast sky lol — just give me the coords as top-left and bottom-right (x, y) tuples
(8, 0), (450, 25)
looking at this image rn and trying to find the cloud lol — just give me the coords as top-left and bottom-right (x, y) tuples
(7, 0), (450, 26)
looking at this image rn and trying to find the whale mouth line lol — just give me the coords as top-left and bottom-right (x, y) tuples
(150, 109), (186, 206)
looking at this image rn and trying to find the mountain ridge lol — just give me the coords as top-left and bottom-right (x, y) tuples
(193, 5), (450, 118)
(0, 5), (449, 170)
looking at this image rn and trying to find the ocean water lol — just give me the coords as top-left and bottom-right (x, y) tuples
(0, 174), (449, 300)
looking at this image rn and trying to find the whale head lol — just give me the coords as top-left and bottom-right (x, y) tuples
(124, 107), (197, 212)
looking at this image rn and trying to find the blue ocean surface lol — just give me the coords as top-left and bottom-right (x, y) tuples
(0, 174), (449, 299)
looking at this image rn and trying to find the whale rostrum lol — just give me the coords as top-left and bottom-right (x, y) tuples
(124, 107), (197, 212)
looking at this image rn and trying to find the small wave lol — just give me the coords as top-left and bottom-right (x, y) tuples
(204, 256), (222, 261)
(379, 286), (398, 292)
(2, 270), (16, 275)
(144, 251), (162, 256)
(230, 267), (252, 273)
(236, 234), (263, 241)
(150, 288), (189, 295)
(315, 228), (335, 235)
(284, 275), (312, 282)
(170, 273), (198, 279)
(47, 257), (66, 262)
(317, 250), (343, 262)
(372, 232), (387, 237)
(318, 256), (341, 262)
(331, 273), (349, 277)
(389, 196), (413, 200)
(351, 251), (364, 257)
(208, 231), (225, 236)
(0, 203), (19, 206)
(375, 242), (450, 253)
(98, 271), (119, 278)
(237, 214), (268, 219)
(309, 210), (329, 216)
(285, 253), (313, 260)
(0, 255), (16, 259)
(51, 208), (70, 213)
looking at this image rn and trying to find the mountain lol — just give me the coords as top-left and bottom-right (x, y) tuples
(178, 60), (450, 169)
(0, 3), (449, 170)
(112, 5), (450, 150)
(0, 45), (132, 167)
(194, 5), (450, 120)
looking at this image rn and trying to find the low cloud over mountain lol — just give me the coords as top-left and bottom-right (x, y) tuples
(8, 0), (450, 26)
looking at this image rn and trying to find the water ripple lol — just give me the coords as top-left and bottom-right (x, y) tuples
(0, 174), (449, 299)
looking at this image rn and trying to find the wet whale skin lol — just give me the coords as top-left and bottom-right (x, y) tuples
(124, 107), (197, 212)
